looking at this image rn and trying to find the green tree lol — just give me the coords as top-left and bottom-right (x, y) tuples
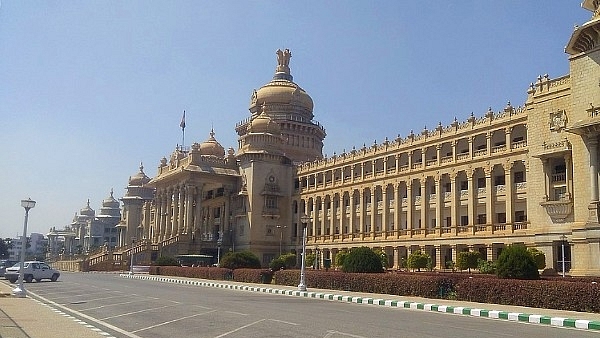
(342, 247), (384, 273)
(406, 250), (430, 272)
(154, 256), (179, 266)
(269, 257), (286, 270)
(279, 253), (297, 268)
(305, 253), (316, 267)
(0, 238), (9, 258)
(455, 251), (481, 272)
(496, 244), (540, 280)
(335, 250), (348, 268)
(527, 248), (546, 270)
(220, 250), (261, 269)
(477, 259), (496, 274)
(374, 249), (389, 269)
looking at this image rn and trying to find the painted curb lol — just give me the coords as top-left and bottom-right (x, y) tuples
(120, 274), (600, 331)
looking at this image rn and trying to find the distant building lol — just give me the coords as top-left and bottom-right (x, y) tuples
(47, 190), (121, 255)
(8, 232), (47, 261)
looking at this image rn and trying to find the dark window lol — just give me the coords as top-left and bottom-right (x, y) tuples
(494, 175), (505, 186)
(514, 171), (525, 183)
(478, 177), (486, 188)
(497, 212), (506, 223)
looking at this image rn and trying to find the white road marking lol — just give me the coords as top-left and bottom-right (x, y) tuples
(100, 304), (179, 320)
(213, 319), (266, 338)
(131, 310), (217, 333)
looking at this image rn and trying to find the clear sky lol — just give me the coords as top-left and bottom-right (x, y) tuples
(0, 1), (590, 239)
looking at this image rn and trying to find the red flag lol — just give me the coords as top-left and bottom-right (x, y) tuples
(180, 110), (186, 130)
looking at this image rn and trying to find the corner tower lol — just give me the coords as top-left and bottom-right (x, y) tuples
(235, 49), (326, 163)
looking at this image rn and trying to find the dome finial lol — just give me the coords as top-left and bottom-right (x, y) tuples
(110, 188), (114, 197)
(274, 48), (293, 81)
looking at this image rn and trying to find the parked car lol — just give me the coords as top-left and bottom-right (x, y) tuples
(0, 259), (18, 277)
(4, 261), (60, 283)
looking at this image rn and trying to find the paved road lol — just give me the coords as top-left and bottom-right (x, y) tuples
(15, 272), (598, 338)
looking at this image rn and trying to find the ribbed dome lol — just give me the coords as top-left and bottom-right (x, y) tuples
(199, 129), (225, 157)
(250, 104), (281, 134)
(102, 189), (120, 209)
(129, 163), (150, 186)
(79, 199), (95, 217)
(253, 81), (313, 112)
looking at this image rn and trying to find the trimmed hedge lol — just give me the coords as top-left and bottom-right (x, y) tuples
(149, 266), (233, 280)
(148, 267), (600, 313)
(454, 278), (600, 312)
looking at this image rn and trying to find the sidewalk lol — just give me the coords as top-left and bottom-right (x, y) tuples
(123, 274), (600, 332)
(0, 281), (110, 338)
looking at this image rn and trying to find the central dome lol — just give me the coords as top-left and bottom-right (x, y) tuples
(249, 49), (314, 116)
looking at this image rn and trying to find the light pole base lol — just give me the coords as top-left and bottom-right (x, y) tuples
(297, 283), (307, 292)
(12, 286), (26, 298)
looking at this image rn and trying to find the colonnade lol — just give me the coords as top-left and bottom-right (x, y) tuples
(296, 160), (528, 243)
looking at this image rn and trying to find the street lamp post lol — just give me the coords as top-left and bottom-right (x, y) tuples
(129, 237), (136, 275)
(561, 234), (567, 278)
(217, 231), (223, 267)
(276, 225), (287, 257)
(298, 214), (311, 292)
(13, 198), (36, 298)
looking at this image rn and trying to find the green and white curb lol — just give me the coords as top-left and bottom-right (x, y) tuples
(121, 274), (600, 331)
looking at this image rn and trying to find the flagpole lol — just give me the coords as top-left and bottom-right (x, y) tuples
(180, 110), (186, 150)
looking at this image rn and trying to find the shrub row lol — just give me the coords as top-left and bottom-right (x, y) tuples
(149, 266), (233, 280)
(454, 278), (600, 312)
(148, 267), (600, 313)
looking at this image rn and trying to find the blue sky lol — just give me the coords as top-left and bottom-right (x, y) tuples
(0, 1), (589, 239)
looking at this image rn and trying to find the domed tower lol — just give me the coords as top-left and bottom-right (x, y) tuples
(99, 189), (121, 218)
(120, 164), (155, 245)
(198, 129), (226, 157)
(235, 49), (326, 163)
(238, 103), (285, 156)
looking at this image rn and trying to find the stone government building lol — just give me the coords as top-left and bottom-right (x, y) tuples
(53, 2), (600, 276)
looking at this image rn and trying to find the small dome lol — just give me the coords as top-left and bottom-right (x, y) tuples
(80, 199), (95, 217)
(250, 104), (281, 134)
(199, 129), (225, 157)
(129, 163), (150, 186)
(102, 189), (120, 209)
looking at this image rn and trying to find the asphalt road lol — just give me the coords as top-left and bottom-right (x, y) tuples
(13, 272), (597, 338)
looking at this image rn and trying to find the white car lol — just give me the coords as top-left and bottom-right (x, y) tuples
(5, 261), (60, 283)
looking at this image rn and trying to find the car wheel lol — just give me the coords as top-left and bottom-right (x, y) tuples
(24, 275), (33, 283)
(51, 274), (59, 282)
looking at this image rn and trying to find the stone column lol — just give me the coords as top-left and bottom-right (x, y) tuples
(165, 188), (173, 239)
(485, 167), (494, 230)
(320, 198), (326, 237)
(394, 183), (401, 236)
(185, 186), (194, 234)
(406, 182), (413, 236)
(565, 154), (572, 199)
(154, 195), (162, 242)
(420, 179), (427, 229)
(359, 190), (365, 239)
(350, 192), (356, 236)
(393, 247), (399, 269)
(505, 127), (512, 151)
(435, 245), (442, 270)
(330, 194), (335, 238)
(172, 186), (180, 236)
(435, 175), (442, 235)
(370, 189), (376, 237)
(450, 172), (459, 232)
(588, 138), (599, 222)
(382, 188), (389, 237)
(505, 162), (514, 224)
(467, 171), (475, 233)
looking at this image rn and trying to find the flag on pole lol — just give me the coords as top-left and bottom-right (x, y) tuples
(180, 110), (186, 130)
